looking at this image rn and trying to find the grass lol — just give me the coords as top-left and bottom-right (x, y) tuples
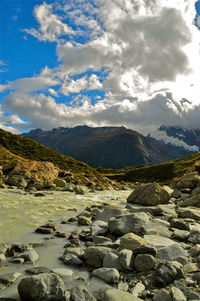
(0, 129), (106, 182)
(104, 152), (200, 183)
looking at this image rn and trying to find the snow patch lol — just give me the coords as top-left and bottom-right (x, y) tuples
(149, 130), (199, 152)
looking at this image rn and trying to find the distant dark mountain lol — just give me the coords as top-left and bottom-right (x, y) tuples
(147, 125), (200, 159)
(22, 126), (171, 168)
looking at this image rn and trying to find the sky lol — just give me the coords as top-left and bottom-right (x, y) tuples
(0, 0), (200, 134)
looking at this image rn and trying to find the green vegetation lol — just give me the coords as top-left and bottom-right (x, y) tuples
(0, 129), (102, 180)
(105, 152), (200, 183)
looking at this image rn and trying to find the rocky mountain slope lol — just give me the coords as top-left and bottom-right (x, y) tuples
(22, 126), (171, 168)
(0, 129), (113, 189)
(148, 125), (200, 159)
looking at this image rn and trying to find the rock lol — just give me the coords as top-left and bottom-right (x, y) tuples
(70, 286), (96, 301)
(93, 236), (112, 245)
(96, 287), (143, 301)
(154, 204), (177, 218)
(53, 178), (67, 188)
(183, 263), (198, 274)
(25, 266), (51, 275)
(118, 249), (134, 270)
(177, 172), (200, 189)
(117, 282), (129, 292)
(143, 218), (171, 237)
(188, 230), (200, 244)
(103, 253), (121, 270)
(191, 186), (200, 196)
(157, 243), (188, 263)
(134, 254), (156, 271)
(75, 186), (87, 195)
(5, 160), (61, 189)
(171, 287), (186, 301)
(127, 183), (172, 206)
(91, 220), (108, 236)
(154, 262), (183, 288)
(144, 235), (176, 249)
(0, 254), (6, 263)
(179, 194), (200, 208)
(10, 257), (24, 264)
(153, 289), (172, 301)
(14, 248), (39, 263)
(52, 268), (73, 278)
(40, 222), (59, 231)
(35, 227), (54, 234)
(188, 292), (200, 300)
(108, 212), (150, 236)
(96, 206), (128, 222)
(60, 254), (82, 266)
(18, 273), (68, 301)
(169, 218), (190, 231)
(84, 246), (117, 267)
(171, 229), (190, 241)
(34, 192), (45, 197)
(78, 216), (92, 226)
(179, 208), (200, 221)
(0, 272), (21, 285)
(133, 245), (157, 257)
(92, 268), (120, 283)
(63, 183), (76, 192)
(64, 247), (85, 258)
(120, 233), (147, 250)
(192, 272), (200, 284)
(130, 282), (145, 297)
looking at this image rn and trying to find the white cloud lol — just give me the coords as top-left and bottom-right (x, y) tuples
(24, 2), (74, 42)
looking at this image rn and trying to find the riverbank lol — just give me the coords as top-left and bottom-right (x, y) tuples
(0, 172), (200, 300)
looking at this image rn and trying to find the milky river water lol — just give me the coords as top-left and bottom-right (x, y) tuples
(0, 188), (130, 244)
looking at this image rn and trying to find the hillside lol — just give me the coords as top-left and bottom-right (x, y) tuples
(105, 152), (200, 183)
(22, 126), (171, 168)
(0, 129), (109, 185)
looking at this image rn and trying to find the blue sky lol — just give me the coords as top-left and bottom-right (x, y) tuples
(1, 0), (200, 134)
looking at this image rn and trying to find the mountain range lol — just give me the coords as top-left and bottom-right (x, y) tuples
(22, 126), (171, 168)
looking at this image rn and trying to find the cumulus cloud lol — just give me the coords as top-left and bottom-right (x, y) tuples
(1, 0), (200, 133)
(24, 2), (74, 42)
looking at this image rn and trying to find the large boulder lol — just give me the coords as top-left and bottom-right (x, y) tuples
(177, 172), (200, 189)
(18, 273), (68, 301)
(5, 160), (61, 189)
(127, 183), (172, 206)
(108, 212), (150, 236)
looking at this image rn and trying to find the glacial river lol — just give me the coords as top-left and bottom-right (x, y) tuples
(0, 188), (130, 244)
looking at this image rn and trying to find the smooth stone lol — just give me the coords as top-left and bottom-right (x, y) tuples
(157, 243), (188, 263)
(92, 268), (120, 283)
(188, 292), (200, 300)
(171, 287), (186, 301)
(108, 212), (150, 236)
(154, 262), (183, 288)
(91, 220), (108, 236)
(40, 222), (59, 231)
(69, 286), (96, 301)
(96, 206), (128, 223)
(169, 219), (190, 231)
(120, 233), (147, 250)
(171, 229), (190, 241)
(134, 254), (156, 271)
(96, 287), (143, 301)
(35, 227), (54, 234)
(183, 263), (198, 274)
(133, 245), (157, 257)
(103, 253), (121, 270)
(188, 230), (200, 244)
(93, 236), (112, 244)
(144, 235), (176, 249)
(15, 248), (39, 263)
(143, 218), (171, 237)
(131, 282), (145, 297)
(10, 258), (24, 264)
(84, 246), (117, 268)
(153, 289), (172, 301)
(61, 254), (82, 266)
(118, 249), (134, 270)
(78, 216), (92, 226)
(179, 208), (200, 221)
(0, 254), (6, 263)
(64, 247), (85, 258)
(117, 282), (129, 292)
(18, 273), (68, 301)
(0, 272), (21, 285)
(52, 268), (73, 278)
(25, 266), (51, 275)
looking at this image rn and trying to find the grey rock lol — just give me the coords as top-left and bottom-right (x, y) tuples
(52, 268), (73, 278)
(92, 268), (120, 283)
(18, 273), (68, 301)
(64, 247), (85, 258)
(84, 246), (117, 268)
(120, 233), (147, 250)
(96, 287), (143, 301)
(118, 249), (134, 270)
(0, 254), (6, 263)
(177, 172), (200, 189)
(0, 272), (21, 285)
(171, 287), (186, 301)
(131, 282), (145, 297)
(170, 218), (190, 231)
(60, 254), (82, 266)
(191, 272), (200, 284)
(188, 230), (200, 244)
(78, 216), (92, 226)
(93, 236), (112, 245)
(96, 206), (127, 222)
(15, 248), (39, 263)
(179, 194), (200, 208)
(70, 286), (96, 301)
(127, 183), (172, 206)
(157, 243), (188, 263)
(143, 218), (171, 237)
(179, 208), (200, 221)
(134, 254), (156, 272)
(91, 220), (108, 236)
(103, 253), (120, 270)
(133, 245), (157, 257)
(153, 289), (172, 301)
(108, 212), (150, 236)
(154, 262), (183, 288)
(117, 282), (129, 292)
(25, 266), (51, 275)
(188, 292), (200, 300)
(171, 229), (190, 241)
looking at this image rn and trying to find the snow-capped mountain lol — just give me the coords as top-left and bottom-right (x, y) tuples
(147, 125), (200, 159)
